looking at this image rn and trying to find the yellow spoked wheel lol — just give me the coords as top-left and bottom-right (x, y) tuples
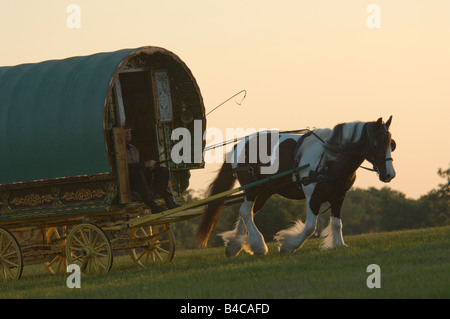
(65, 223), (113, 274)
(130, 224), (175, 267)
(44, 226), (67, 275)
(0, 227), (23, 281)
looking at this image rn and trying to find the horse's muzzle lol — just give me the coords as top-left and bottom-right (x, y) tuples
(380, 170), (396, 183)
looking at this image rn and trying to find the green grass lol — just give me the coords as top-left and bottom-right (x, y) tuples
(1, 226), (449, 299)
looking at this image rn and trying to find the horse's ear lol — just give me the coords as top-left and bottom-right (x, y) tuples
(376, 117), (383, 126)
(385, 115), (393, 129)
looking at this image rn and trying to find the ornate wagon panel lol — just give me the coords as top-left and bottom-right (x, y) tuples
(0, 181), (117, 222)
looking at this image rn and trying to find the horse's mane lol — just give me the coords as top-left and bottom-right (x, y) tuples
(323, 121), (370, 159)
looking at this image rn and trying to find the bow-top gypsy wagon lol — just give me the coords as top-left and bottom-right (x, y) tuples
(0, 46), (398, 282)
(0, 46), (206, 280)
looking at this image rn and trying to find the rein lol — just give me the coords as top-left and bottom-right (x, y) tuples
(359, 165), (377, 172)
(203, 128), (312, 152)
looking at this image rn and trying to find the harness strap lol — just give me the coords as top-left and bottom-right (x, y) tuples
(293, 131), (312, 161)
(301, 152), (329, 186)
(292, 132), (312, 184)
(292, 130), (330, 187)
(308, 130), (326, 144)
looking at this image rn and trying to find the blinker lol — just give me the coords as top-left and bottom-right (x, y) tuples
(390, 139), (396, 152)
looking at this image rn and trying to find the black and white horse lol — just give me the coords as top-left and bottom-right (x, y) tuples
(196, 117), (396, 256)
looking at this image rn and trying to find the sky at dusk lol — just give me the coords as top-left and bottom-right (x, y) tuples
(1, 0), (449, 198)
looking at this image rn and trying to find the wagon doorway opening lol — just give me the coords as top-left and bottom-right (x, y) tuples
(106, 49), (206, 205)
(118, 71), (159, 162)
(111, 68), (178, 204)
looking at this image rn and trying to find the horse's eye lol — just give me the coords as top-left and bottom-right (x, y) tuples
(390, 139), (396, 152)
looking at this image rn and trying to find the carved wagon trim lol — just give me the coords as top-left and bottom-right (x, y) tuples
(60, 186), (107, 204)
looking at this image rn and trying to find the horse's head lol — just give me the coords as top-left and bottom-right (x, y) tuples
(365, 116), (396, 183)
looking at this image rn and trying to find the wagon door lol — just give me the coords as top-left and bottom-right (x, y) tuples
(151, 70), (174, 170)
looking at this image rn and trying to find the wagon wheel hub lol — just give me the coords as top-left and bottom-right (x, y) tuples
(82, 246), (94, 258)
(146, 239), (157, 250)
(54, 239), (67, 257)
(129, 224), (175, 268)
(65, 223), (113, 274)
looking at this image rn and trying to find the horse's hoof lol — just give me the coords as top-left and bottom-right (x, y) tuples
(248, 243), (268, 256)
(278, 245), (294, 255)
(225, 244), (242, 258)
(253, 247), (268, 256)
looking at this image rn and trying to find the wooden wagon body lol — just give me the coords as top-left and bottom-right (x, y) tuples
(0, 46), (206, 280)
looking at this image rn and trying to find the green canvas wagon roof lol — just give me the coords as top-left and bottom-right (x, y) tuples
(0, 46), (204, 186)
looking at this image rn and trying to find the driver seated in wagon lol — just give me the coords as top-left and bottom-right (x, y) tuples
(124, 124), (180, 213)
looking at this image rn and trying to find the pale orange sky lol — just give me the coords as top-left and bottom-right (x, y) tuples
(1, 1), (449, 199)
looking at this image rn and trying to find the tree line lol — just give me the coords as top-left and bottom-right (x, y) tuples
(171, 165), (449, 250)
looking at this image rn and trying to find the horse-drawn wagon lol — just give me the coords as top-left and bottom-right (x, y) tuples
(0, 46), (207, 280)
(0, 46), (398, 282)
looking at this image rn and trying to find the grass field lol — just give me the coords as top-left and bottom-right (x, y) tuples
(1, 226), (449, 299)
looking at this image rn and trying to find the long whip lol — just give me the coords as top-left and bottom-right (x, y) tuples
(205, 90), (247, 116)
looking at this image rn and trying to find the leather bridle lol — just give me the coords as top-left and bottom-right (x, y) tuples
(364, 124), (396, 174)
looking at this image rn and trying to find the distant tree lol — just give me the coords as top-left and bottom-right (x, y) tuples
(420, 164), (450, 227)
(427, 164), (450, 201)
(341, 187), (381, 234)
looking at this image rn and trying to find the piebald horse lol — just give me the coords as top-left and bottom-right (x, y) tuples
(196, 116), (396, 256)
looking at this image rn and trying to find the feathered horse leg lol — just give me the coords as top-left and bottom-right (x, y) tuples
(321, 196), (348, 249)
(275, 183), (318, 254)
(238, 198), (268, 256)
(220, 217), (247, 258)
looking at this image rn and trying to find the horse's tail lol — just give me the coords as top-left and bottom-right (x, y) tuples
(196, 162), (236, 248)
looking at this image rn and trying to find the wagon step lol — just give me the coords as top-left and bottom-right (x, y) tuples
(128, 163), (310, 228)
